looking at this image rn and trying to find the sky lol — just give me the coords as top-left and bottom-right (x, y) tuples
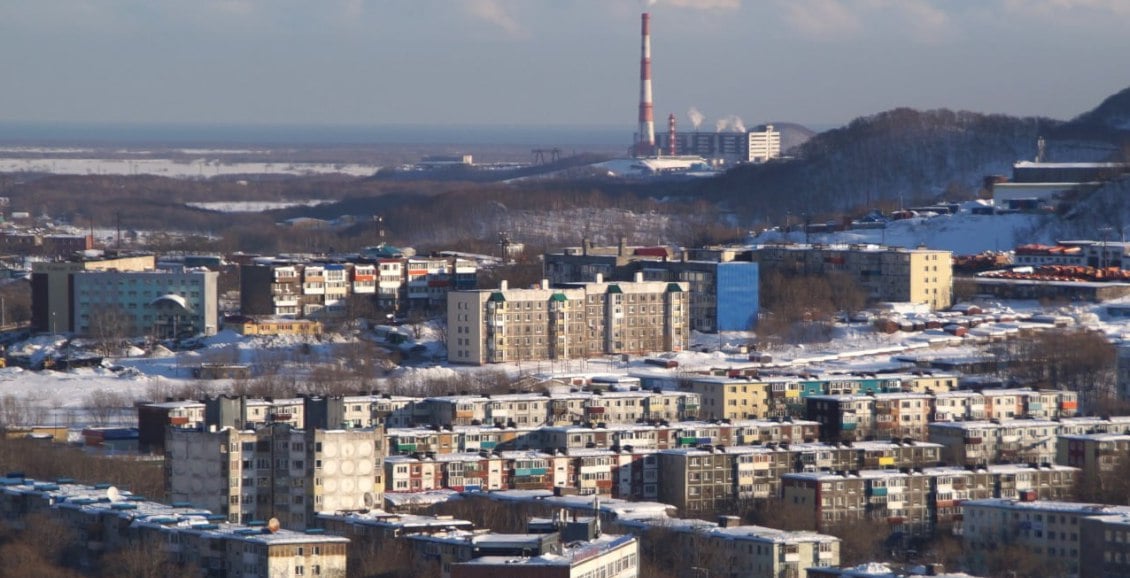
(1, 0), (1128, 132)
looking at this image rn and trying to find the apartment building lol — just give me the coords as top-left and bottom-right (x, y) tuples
(928, 420), (1061, 466)
(657, 448), (735, 513)
(751, 244), (953, 310)
(681, 376), (773, 420)
(452, 534), (639, 578)
(303, 394), (418, 429)
(782, 464), (1077, 536)
(388, 426), (540, 456)
(448, 276), (689, 365)
(469, 490), (840, 578)
(1056, 433), (1130, 482)
(806, 393), (932, 442)
(962, 498), (1130, 576)
(621, 516), (840, 578)
(0, 475), (349, 578)
(240, 256), (477, 319)
(165, 424), (385, 529)
(544, 241), (759, 332)
(781, 470), (934, 535)
(930, 416), (1130, 467)
(30, 252), (156, 333)
(682, 373), (956, 422)
(384, 417), (817, 459)
(137, 400), (207, 453)
(405, 256), (478, 310)
(1080, 512), (1130, 578)
(931, 391), (988, 421)
(807, 389), (1078, 443)
(382, 448), (661, 500)
(316, 509), (474, 541)
(168, 393), (419, 433)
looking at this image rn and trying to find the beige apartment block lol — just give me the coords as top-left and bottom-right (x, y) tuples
(448, 276), (689, 365)
(752, 244), (953, 310)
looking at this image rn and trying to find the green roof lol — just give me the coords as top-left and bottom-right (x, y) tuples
(549, 293), (567, 302)
(488, 292), (506, 303)
(666, 283), (684, 293)
(607, 284), (623, 294)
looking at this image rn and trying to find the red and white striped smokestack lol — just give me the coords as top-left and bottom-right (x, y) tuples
(636, 12), (655, 157)
(667, 113), (677, 156)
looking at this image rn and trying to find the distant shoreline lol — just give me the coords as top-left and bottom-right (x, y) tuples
(0, 121), (633, 148)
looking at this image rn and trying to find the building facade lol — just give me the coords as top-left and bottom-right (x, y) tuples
(30, 253), (157, 334)
(751, 244), (953, 310)
(544, 243), (759, 332)
(71, 268), (219, 338)
(448, 277), (689, 365)
(165, 424), (385, 529)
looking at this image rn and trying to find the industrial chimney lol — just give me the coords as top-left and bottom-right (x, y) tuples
(635, 12), (655, 157)
(667, 113), (677, 156)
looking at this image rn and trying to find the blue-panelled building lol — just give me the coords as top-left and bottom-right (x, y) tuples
(544, 243), (760, 333)
(715, 261), (759, 331)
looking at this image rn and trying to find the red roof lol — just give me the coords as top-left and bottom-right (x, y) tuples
(633, 247), (669, 258)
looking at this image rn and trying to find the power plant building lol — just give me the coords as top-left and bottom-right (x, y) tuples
(656, 125), (782, 164)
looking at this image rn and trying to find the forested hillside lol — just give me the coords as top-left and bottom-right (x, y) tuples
(701, 108), (1053, 221)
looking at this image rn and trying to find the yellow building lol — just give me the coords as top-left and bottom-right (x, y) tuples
(681, 376), (772, 421)
(752, 244), (953, 310)
(230, 317), (324, 336)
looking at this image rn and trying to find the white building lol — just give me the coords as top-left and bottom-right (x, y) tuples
(748, 124), (782, 162)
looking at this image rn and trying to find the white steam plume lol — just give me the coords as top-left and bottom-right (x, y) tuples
(714, 115), (748, 133)
(687, 107), (705, 130)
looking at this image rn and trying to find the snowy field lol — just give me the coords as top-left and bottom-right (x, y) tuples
(752, 201), (1050, 255)
(0, 156), (379, 178)
(186, 200), (334, 213)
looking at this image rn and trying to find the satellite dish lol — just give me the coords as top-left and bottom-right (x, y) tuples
(106, 486), (121, 502)
(267, 518), (281, 533)
(363, 492), (375, 509)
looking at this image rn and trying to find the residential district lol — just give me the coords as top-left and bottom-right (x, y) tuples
(7, 160), (1130, 577)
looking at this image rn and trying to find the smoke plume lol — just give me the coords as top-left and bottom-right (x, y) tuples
(714, 115), (747, 133)
(687, 107), (705, 130)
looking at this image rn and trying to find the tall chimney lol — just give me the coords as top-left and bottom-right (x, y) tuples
(667, 113), (677, 156)
(636, 12), (655, 157)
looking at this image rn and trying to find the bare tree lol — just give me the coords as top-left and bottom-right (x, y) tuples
(88, 305), (133, 356)
(86, 389), (129, 426)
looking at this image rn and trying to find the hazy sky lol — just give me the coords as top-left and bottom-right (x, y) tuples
(1, 0), (1127, 130)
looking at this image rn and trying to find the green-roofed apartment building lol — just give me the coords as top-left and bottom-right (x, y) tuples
(447, 273), (689, 365)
